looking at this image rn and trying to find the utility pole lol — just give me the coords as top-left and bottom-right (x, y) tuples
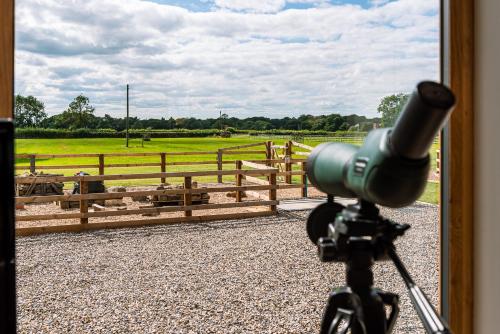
(219, 110), (222, 132)
(126, 84), (129, 147)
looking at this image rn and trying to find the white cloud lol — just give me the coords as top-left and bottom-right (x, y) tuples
(15, 0), (439, 119)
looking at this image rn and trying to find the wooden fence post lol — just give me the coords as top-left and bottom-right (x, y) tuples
(265, 141), (272, 166)
(269, 171), (277, 212)
(98, 154), (105, 175)
(301, 161), (308, 198)
(235, 160), (242, 202)
(184, 176), (192, 217)
(285, 141), (292, 184)
(80, 180), (88, 224)
(217, 149), (223, 183)
(29, 155), (36, 174)
(160, 153), (166, 184)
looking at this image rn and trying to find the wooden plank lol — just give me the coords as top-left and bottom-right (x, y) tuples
(222, 150), (267, 155)
(291, 141), (314, 151)
(265, 141), (272, 167)
(245, 175), (269, 186)
(29, 155), (36, 173)
(16, 212), (82, 222)
(15, 185), (276, 204)
(15, 168), (278, 184)
(445, 0), (474, 332)
(42, 161), (217, 168)
(277, 184), (304, 190)
(166, 161), (217, 166)
(235, 161), (242, 202)
(0, 0), (13, 119)
(16, 211), (276, 236)
(16, 175), (81, 183)
(184, 176), (192, 217)
(241, 160), (271, 170)
(14, 159), (304, 171)
(165, 151), (217, 156)
(301, 161), (308, 198)
(105, 163), (161, 168)
(277, 171), (305, 176)
(101, 153), (160, 157)
(86, 201), (278, 218)
(160, 153), (166, 184)
(16, 164), (100, 170)
(79, 180), (88, 224)
(285, 141), (293, 184)
(16, 153), (102, 159)
(217, 149), (223, 183)
(269, 173), (277, 212)
(271, 145), (286, 149)
(17, 201), (279, 221)
(98, 154), (105, 175)
(219, 142), (266, 151)
(15, 152), (218, 159)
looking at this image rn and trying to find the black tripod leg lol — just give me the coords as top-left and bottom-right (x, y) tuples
(328, 308), (354, 334)
(375, 290), (399, 333)
(320, 287), (366, 334)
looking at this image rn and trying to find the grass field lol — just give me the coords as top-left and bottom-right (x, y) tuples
(15, 136), (440, 204)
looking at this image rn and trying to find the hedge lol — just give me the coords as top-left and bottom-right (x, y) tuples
(15, 128), (222, 139)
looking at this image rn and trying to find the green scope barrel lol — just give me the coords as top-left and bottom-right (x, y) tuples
(306, 81), (455, 207)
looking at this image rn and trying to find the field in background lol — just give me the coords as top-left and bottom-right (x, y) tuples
(15, 136), (440, 204)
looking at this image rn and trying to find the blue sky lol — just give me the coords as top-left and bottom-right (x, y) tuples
(15, 0), (439, 119)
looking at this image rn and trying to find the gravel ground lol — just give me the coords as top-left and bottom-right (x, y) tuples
(17, 203), (438, 333)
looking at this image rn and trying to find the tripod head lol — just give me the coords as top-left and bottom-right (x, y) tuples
(308, 199), (451, 334)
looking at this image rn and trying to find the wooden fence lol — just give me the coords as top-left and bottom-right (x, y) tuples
(14, 142), (318, 236)
(16, 141), (269, 181)
(15, 168), (282, 236)
(15, 141), (314, 185)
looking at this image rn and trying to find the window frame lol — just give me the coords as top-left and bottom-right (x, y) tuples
(0, 1), (475, 333)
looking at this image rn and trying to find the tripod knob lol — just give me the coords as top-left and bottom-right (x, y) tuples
(317, 237), (338, 262)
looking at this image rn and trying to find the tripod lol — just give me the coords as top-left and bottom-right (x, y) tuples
(308, 199), (451, 334)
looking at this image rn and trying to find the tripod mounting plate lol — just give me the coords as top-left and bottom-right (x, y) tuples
(314, 200), (410, 263)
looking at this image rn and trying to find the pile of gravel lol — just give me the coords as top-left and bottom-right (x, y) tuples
(17, 203), (438, 333)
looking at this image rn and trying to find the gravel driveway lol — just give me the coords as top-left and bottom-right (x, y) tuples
(17, 203), (438, 333)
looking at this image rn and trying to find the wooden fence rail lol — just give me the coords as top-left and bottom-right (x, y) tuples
(15, 166), (281, 236)
(17, 144), (271, 184)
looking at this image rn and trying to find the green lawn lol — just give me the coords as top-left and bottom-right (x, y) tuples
(15, 136), (439, 204)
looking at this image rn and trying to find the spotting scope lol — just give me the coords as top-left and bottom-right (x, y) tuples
(306, 81), (455, 208)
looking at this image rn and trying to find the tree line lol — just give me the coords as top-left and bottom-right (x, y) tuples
(14, 93), (410, 131)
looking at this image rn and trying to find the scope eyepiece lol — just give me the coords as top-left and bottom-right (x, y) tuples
(390, 81), (455, 159)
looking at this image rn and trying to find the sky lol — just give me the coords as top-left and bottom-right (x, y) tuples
(15, 0), (440, 119)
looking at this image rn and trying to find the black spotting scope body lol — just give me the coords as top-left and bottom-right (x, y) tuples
(307, 81), (455, 208)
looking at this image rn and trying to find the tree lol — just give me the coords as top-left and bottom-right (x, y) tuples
(377, 93), (410, 127)
(14, 95), (47, 127)
(64, 94), (95, 128)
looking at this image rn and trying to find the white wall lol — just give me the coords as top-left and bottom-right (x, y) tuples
(474, 1), (500, 332)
